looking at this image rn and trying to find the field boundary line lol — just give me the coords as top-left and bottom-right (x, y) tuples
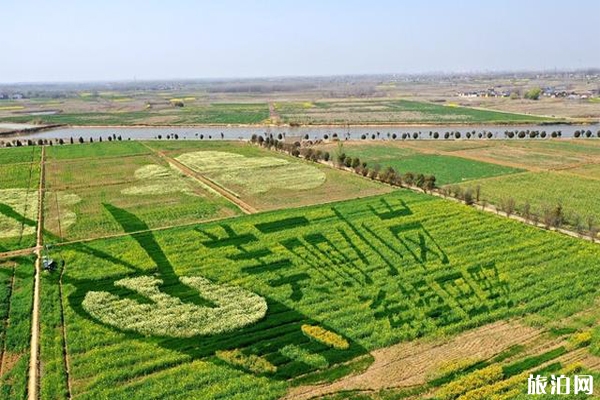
(28, 145), (44, 400)
(139, 142), (257, 214)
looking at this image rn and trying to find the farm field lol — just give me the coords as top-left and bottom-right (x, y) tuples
(0, 256), (34, 399)
(0, 96), (559, 127)
(0, 103), (270, 126)
(274, 99), (555, 125)
(144, 140), (392, 211)
(457, 171), (600, 222)
(0, 146), (41, 165)
(396, 138), (600, 170)
(563, 163), (600, 181)
(314, 142), (522, 185)
(2, 138), (600, 400)
(43, 142), (240, 241)
(0, 147), (40, 251)
(39, 190), (600, 399)
(45, 140), (151, 161)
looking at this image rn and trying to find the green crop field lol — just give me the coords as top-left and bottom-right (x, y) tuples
(38, 190), (600, 399)
(275, 99), (555, 125)
(458, 171), (600, 222)
(0, 256), (34, 399)
(0, 146), (41, 165)
(564, 163), (600, 181)
(45, 141), (151, 161)
(0, 103), (270, 126)
(318, 143), (522, 184)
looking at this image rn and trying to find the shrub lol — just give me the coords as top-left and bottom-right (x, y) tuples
(569, 331), (592, 349)
(403, 172), (415, 186)
(301, 325), (349, 350)
(464, 188), (474, 206)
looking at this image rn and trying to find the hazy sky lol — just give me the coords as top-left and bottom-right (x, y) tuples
(1, 0), (599, 83)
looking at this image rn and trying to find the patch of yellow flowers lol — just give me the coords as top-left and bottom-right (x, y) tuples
(301, 324), (349, 350)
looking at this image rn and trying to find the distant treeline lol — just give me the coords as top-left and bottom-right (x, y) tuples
(1, 134), (126, 147)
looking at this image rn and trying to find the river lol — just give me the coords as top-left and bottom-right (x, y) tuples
(4, 124), (599, 141)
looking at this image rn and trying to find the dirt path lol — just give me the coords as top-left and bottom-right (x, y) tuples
(285, 320), (541, 400)
(0, 247), (37, 260)
(140, 143), (257, 214)
(269, 102), (281, 124)
(28, 146), (45, 400)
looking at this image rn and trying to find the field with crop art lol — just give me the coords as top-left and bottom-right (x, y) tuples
(35, 188), (600, 399)
(144, 141), (391, 211)
(1, 135), (600, 400)
(0, 146), (40, 251)
(43, 142), (240, 241)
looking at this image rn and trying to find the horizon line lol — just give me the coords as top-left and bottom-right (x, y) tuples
(1, 67), (599, 87)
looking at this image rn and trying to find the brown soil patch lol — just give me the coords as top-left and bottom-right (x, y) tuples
(1, 351), (22, 376)
(285, 320), (541, 400)
(580, 354), (600, 371)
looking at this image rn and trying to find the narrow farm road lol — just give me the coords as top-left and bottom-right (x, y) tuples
(28, 146), (45, 400)
(0, 247), (37, 260)
(140, 143), (257, 214)
(268, 102), (281, 124)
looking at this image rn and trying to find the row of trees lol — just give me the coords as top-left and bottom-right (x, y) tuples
(342, 129), (599, 141)
(442, 184), (599, 242)
(335, 150), (437, 191)
(573, 130), (600, 138)
(154, 133), (226, 140)
(250, 134), (437, 191)
(504, 130), (562, 139)
(1, 134), (127, 147)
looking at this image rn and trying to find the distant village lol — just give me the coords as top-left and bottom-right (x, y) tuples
(457, 87), (599, 100)
(0, 93), (26, 100)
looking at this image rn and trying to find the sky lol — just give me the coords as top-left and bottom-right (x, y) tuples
(1, 0), (599, 83)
